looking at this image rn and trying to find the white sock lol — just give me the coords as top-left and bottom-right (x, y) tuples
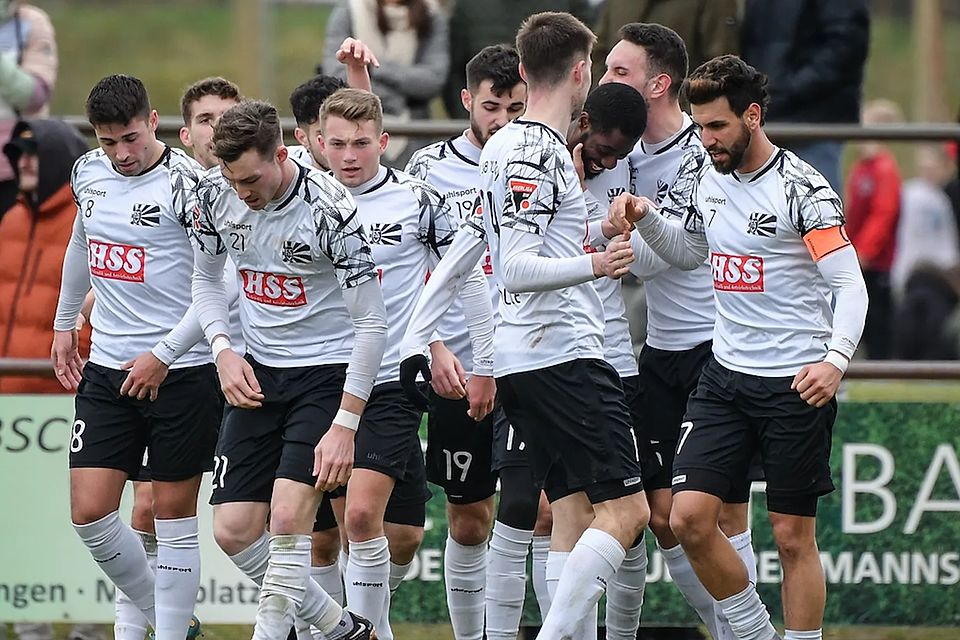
(312, 563), (344, 607)
(154, 517), (201, 640)
(784, 630), (821, 640)
(230, 534), (343, 636)
(73, 512), (156, 627)
(715, 531), (758, 640)
(389, 560), (411, 594)
(251, 534), (313, 640)
(339, 549), (349, 575)
(574, 605), (598, 640)
(444, 535), (486, 640)
(661, 543), (720, 639)
(114, 531), (156, 640)
(544, 550), (569, 604)
(717, 584), (778, 640)
(344, 537), (389, 626)
(536, 528), (625, 640)
(485, 522), (533, 640)
(531, 535), (551, 618)
(605, 537), (647, 640)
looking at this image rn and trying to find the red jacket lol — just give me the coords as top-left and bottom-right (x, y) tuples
(844, 150), (901, 272)
(0, 184), (91, 393)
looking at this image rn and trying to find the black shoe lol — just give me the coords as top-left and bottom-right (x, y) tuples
(341, 612), (377, 640)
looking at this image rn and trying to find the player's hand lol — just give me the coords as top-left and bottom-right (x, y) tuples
(215, 349), (264, 409)
(791, 360), (844, 407)
(591, 232), (635, 279)
(313, 424), (355, 491)
(399, 353), (432, 410)
(120, 352), (169, 401)
(51, 329), (83, 391)
(572, 143), (587, 191)
(465, 375), (496, 421)
(336, 37), (380, 69)
(430, 342), (466, 400)
(608, 193), (655, 233)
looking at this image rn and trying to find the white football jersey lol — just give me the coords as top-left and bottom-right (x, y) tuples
(69, 146), (211, 369)
(287, 144), (318, 170)
(406, 133), (498, 372)
(585, 159), (638, 377)
(476, 120), (604, 376)
(193, 161), (377, 367)
(348, 165), (458, 384)
(666, 147), (848, 376)
(629, 114), (715, 351)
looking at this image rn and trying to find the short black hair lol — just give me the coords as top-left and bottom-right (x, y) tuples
(180, 77), (242, 125)
(289, 75), (347, 127)
(584, 82), (647, 140)
(618, 23), (688, 99)
(86, 74), (151, 127)
(466, 44), (523, 95)
(684, 55), (770, 123)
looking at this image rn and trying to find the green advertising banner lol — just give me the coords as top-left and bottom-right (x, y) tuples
(1, 395), (958, 626)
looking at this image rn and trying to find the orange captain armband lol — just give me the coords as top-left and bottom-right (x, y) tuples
(803, 225), (852, 262)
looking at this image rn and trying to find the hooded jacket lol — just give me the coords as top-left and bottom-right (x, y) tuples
(0, 117), (90, 393)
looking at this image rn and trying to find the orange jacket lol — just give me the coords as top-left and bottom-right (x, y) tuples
(0, 183), (91, 393)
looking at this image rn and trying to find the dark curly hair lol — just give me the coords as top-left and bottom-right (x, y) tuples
(683, 55), (771, 124)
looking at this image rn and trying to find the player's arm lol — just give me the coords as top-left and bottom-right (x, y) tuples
(791, 182), (869, 407)
(313, 193), (388, 491)
(421, 186), (496, 420)
(335, 37), (378, 92)
(51, 211), (91, 390)
(399, 223), (489, 408)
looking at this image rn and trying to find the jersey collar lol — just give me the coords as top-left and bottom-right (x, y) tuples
(447, 131), (481, 166)
(732, 146), (783, 183)
(263, 160), (304, 211)
(638, 113), (697, 156)
(514, 119), (566, 145)
(349, 164), (391, 196)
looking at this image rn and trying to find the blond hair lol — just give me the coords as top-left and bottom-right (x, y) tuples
(320, 88), (384, 133)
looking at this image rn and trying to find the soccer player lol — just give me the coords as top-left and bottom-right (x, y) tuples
(192, 99), (386, 640)
(595, 23), (761, 638)
(564, 80), (648, 640)
(479, 13), (648, 640)
(318, 87), (493, 639)
(609, 55), (868, 640)
(404, 44), (532, 640)
(52, 74), (221, 640)
(109, 75), (244, 640)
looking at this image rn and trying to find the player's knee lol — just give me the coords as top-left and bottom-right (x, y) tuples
(770, 514), (816, 563)
(345, 502), (383, 541)
(533, 493), (553, 535)
(311, 529), (341, 566)
(150, 480), (201, 519)
(388, 527), (424, 564)
(71, 504), (115, 527)
(448, 510), (492, 546)
(213, 515), (263, 556)
(648, 505), (673, 543)
(496, 487), (539, 530)
(669, 499), (713, 547)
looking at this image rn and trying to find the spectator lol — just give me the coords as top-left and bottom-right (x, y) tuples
(0, 1), (57, 218)
(591, 0), (740, 86)
(894, 266), (959, 361)
(845, 99), (903, 360)
(0, 119), (90, 393)
(441, 0), (593, 119)
(891, 144), (960, 296)
(323, 0), (449, 167)
(944, 106), (960, 251)
(740, 0), (869, 191)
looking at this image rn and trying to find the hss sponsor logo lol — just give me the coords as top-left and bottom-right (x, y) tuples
(240, 270), (307, 306)
(711, 253), (764, 292)
(88, 240), (146, 282)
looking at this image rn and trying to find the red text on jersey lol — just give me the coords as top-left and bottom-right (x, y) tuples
(89, 240), (146, 283)
(240, 269), (307, 306)
(711, 253), (764, 292)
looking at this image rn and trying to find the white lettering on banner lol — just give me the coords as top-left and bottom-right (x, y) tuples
(843, 443), (897, 534)
(904, 444), (960, 534)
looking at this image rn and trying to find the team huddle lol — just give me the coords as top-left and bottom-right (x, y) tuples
(51, 10), (868, 640)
